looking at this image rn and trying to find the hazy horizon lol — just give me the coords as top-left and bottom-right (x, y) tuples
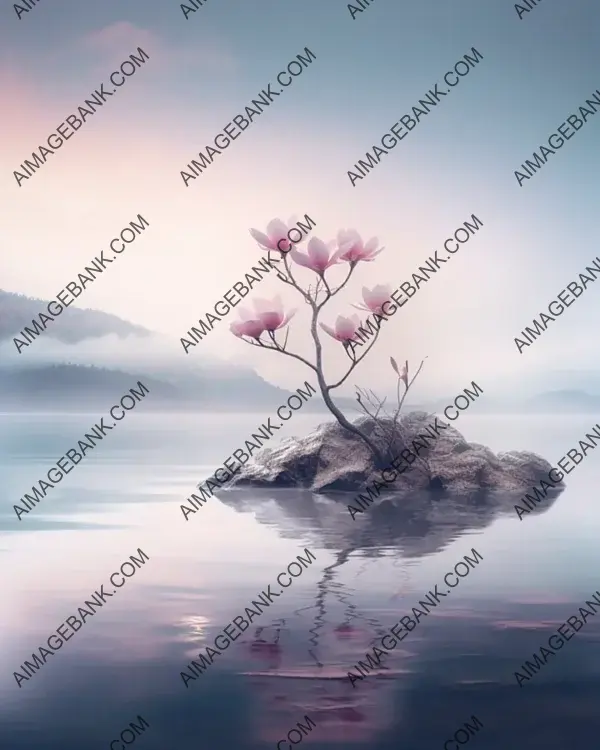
(3, 0), (600, 402)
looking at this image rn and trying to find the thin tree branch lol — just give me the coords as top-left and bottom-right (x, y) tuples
(328, 263), (356, 297)
(328, 324), (383, 391)
(238, 334), (318, 373)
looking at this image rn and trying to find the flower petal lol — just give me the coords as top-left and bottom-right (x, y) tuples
(319, 322), (338, 339)
(266, 218), (288, 240)
(290, 247), (313, 268)
(253, 296), (283, 314)
(365, 236), (379, 253)
(336, 315), (358, 339)
(307, 237), (330, 269)
(249, 228), (273, 248)
(362, 286), (376, 309)
(337, 229), (351, 246)
(328, 245), (348, 265)
(259, 311), (283, 330)
(245, 320), (265, 338)
(372, 284), (392, 307)
(230, 321), (245, 337)
(238, 306), (254, 321)
(344, 228), (361, 245)
(280, 308), (298, 327)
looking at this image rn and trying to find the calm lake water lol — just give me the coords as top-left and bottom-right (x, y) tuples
(2, 410), (600, 750)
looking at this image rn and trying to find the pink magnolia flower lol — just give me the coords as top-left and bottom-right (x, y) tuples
(320, 314), (360, 343)
(337, 229), (384, 263)
(249, 217), (300, 253)
(230, 304), (267, 339)
(353, 285), (393, 316)
(290, 237), (345, 274)
(230, 318), (265, 339)
(230, 297), (296, 338)
(253, 295), (297, 331)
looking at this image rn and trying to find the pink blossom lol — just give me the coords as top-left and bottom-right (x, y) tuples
(253, 296), (297, 331)
(319, 314), (361, 343)
(249, 217), (299, 253)
(290, 237), (346, 274)
(230, 318), (265, 339)
(353, 285), (393, 316)
(230, 305), (267, 339)
(230, 297), (296, 338)
(337, 229), (384, 263)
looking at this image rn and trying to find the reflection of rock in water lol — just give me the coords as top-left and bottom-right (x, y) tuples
(218, 481), (562, 560)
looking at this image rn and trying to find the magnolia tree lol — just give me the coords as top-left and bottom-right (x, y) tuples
(230, 218), (427, 469)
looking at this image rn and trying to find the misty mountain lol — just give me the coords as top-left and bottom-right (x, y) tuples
(0, 363), (324, 411)
(0, 289), (150, 345)
(5, 290), (593, 414)
(477, 369), (600, 402)
(0, 290), (334, 411)
(0, 364), (179, 410)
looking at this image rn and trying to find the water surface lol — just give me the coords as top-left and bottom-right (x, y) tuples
(2, 411), (600, 749)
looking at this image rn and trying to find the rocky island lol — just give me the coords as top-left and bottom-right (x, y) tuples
(219, 412), (564, 513)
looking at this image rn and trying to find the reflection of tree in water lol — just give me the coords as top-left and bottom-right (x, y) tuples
(225, 484), (562, 742)
(355, 523), (416, 603)
(304, 548), (389, 664)
(245, 619), (287, 670)
(242, 547), (405, 744)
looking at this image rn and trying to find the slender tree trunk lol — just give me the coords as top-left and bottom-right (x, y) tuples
(309, 304), (387, 467)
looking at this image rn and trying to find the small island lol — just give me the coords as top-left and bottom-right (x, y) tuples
(221, 412), (563, 508)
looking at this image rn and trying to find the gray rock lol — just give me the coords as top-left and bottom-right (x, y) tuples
(217, 412), (563, 501)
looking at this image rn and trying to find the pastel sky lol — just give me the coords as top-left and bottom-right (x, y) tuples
(1, 0), (600, 397)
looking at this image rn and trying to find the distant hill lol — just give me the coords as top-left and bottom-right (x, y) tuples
(0, 363), (334, 412)
(0, 290), (346, 412)
(422, 389), (600, 415)
(0, 365), (180, 410)
(524, 390), (600, 413)
(0, 289), (150, 345)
